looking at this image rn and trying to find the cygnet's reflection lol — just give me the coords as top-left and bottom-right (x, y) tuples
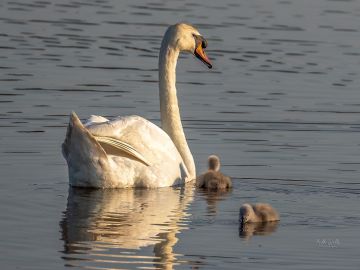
(196, 188), (232, 215)
(60, 186), (193, 269)
(239, 221), (279, 240)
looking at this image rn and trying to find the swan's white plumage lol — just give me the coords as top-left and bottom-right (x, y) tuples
(63, 112), (189, 188)
(84, 115), (109, 126)
(62, 23), (211, 188)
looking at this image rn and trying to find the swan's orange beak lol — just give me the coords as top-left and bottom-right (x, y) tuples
(194, 41), (212, 69)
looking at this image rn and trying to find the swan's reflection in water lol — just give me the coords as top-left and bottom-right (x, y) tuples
(239, 221), (279, 240)
(60, 187), (193, 269)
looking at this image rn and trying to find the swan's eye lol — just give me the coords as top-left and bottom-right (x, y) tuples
(193, 34), (207, 49)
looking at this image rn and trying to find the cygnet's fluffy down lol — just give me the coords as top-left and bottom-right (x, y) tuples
(196, 155), (232, 190)
(239, 203), (279, 223)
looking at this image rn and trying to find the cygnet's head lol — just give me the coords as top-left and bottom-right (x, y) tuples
(162, 23), (212, 68)
(208, 155), (221, 172)
(239, 204), (254, 223)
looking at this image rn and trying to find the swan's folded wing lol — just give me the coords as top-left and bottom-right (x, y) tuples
(94, 136), (151, 166)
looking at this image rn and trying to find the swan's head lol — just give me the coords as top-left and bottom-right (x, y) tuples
(208, 155), (220, 171)
(163, 23), (212, 69)
(239, 204), (254, 224)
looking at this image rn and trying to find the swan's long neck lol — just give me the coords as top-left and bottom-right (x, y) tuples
(159, 39), (196, 179)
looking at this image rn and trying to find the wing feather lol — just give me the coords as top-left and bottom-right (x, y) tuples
(95, 136), (151, 166)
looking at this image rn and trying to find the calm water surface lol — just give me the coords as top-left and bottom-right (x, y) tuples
(1, 0), (360, 269)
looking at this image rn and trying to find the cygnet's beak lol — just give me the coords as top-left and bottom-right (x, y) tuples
(194, 36), (212, 69)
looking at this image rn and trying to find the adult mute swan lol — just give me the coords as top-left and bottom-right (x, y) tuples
(62, 23), (212, 188)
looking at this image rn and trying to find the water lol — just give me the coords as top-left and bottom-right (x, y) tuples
(1, 0), (360, 269)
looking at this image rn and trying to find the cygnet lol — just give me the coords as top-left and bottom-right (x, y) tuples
(196, 155), (232, 190)
(239, 203), (279, 223)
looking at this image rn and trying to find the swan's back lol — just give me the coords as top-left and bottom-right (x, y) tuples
(201, 171), (232, 190)
(62, 113), (189, 188)
(253, 203), (279, 222)
(239, 203), (279, 223)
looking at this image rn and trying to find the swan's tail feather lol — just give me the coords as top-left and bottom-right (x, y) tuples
(62, 112), (110, 187)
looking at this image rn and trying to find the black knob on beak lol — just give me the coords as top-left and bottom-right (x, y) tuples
(202, 39), (208, 49)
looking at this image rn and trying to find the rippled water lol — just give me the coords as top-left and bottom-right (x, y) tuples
(1, 0), (360, 269)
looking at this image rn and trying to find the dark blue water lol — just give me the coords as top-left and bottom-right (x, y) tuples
(1, 0), (360, 269)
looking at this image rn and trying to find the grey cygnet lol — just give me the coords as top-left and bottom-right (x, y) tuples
(239, 203), (279, 223)
(196, 155), (232, 190)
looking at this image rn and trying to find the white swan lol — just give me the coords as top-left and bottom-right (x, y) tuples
(62, 23), (212, 188)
